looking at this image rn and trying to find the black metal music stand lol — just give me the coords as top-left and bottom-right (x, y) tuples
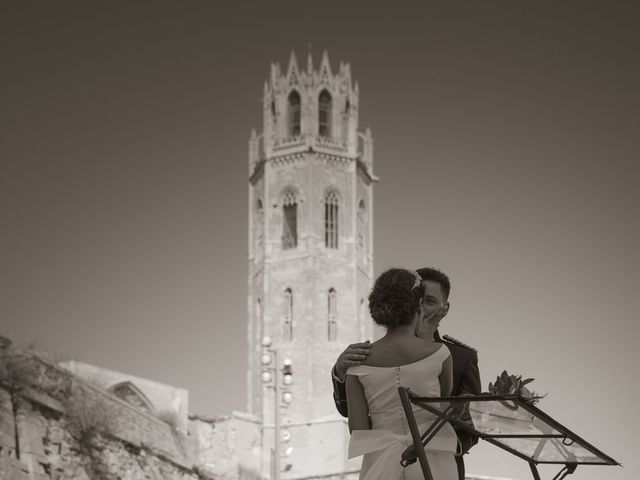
(398, 387), (619, 480)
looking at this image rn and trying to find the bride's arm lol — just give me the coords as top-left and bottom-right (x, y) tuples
(439, 355), (453, 397)
(346, 374), (370, 432)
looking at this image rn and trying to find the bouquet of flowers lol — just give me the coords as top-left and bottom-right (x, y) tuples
(488, 370), (546, 405)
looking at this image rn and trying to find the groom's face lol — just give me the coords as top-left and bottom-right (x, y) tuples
(422, 280), (449, 324)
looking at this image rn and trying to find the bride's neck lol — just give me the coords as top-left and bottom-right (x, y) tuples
(384, 324), (416, 338)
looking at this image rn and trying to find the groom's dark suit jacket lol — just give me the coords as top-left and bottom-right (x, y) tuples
(331, 334), (481, 480)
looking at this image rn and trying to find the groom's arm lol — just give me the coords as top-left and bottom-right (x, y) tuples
(332, 365), (349, 417)
(460, 349), (481, 396)
(457, 349), (481, 455)
(439, 355), (453, 397)
(331, 342), (371, 417)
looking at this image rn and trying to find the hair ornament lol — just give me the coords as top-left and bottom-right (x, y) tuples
(409, 269), (422, 290)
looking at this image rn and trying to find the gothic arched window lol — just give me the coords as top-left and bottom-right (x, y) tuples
(283, 288), (293, 341)
(319, 90), (332, 138)
(288, 91), (301, 137)
(109, 382), (156, 415)
(324, 190), (339, 249)
(357, 198), (366, 250)
(282, 189), (298, 249)
(256, 198), (264, 247)
(257, 298), (263, 341)
(328, 288), (337, 341)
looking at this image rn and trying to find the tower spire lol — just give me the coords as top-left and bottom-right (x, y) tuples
(287, 50), (299, 76)
(320, 50), (332, 76)
(307, 43), (313, 73)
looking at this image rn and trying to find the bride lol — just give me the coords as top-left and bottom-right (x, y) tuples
(346, 268), (458, 479)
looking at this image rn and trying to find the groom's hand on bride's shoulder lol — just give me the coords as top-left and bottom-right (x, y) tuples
(334, 341), (371, 381)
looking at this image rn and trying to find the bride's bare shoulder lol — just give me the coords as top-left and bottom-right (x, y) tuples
(417, 338), (444, 353)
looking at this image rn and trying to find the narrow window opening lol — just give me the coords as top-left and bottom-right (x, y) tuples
(257, 298), (263, 341)
(284, 288), (293, 341)
(328, 288), (337, 341)
(324, 190), (339, 249)
(282, 191), (297, 249)
(288, 91), (301, 137)
(319, 90), (332, 138)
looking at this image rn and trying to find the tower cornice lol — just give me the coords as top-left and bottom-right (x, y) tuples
(255, 151), (357, 171)
(251, 148), (376, 181)
(314, 152), (353, 166)
(268, 152), (306, 168)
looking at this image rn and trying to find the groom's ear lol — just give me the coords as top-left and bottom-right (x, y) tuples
(442, 302), (450, 317)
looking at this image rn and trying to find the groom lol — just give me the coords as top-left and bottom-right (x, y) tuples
(331, 267), (481, 480)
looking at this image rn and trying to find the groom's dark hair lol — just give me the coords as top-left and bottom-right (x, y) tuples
(416, 267), (451, 300)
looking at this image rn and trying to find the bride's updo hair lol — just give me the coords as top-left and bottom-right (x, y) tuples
(369, 268), (425, 328)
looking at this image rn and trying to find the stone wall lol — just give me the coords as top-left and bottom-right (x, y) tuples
(188, 411), (362, 480)
(262, 416), (360, 479)
(0, 351), (210, 480)
(189, 411), (261, 480)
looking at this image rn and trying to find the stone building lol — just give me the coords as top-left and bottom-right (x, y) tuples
(245, 50), (377, 478)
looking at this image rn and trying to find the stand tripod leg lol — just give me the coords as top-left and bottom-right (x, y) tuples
(552, 464), (577, 480)
(530, 461), (577, 480)
(529, 462), (542, 480)
(399, 388), (434, 480)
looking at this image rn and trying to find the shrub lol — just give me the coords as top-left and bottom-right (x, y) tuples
(0, 354), (39, 394)
(64, 388), (118, 446)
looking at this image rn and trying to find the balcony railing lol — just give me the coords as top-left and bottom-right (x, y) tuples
(272, 135), (348, 155)
(273, 136), (305, 152)
(314, 135), (347, 153)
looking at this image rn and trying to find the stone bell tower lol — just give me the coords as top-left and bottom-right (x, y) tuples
(246, 51), (376, 478)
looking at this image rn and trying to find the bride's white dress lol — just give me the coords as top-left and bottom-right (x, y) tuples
(347, 344), (457, 480)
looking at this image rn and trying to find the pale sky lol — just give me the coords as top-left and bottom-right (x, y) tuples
(1, 2), (638, 479)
